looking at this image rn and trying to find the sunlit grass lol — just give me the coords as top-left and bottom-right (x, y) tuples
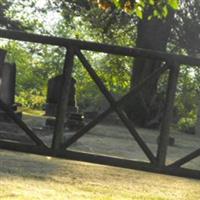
(18, 107), (44, 116)
(0, 150), (200, 200)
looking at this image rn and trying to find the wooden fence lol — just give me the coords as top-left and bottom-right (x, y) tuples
(0, 29), (199, 179)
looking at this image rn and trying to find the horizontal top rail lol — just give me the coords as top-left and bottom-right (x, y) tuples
(0, 29), (199, 66)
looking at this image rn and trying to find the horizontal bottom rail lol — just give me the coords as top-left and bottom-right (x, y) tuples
(0, 140), (199, 180)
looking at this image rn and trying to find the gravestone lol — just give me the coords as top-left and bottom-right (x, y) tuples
(0, 63), (16, 106)
(0, 49), (21, 122)
(45, 75), (84, 129)
(0, 49), (6, 67)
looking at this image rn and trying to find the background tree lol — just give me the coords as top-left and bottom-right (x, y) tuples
(0, 0), (22, 29)
(51, 0), (180, 127)
(126, 7), (175, 127)
(1, 0), (199, 134)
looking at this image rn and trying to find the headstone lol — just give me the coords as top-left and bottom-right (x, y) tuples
(0, 63), (16, 106)
(0, 49), (6, 66)
(0, 49), (22, 122)
(45, 75), (84, 129)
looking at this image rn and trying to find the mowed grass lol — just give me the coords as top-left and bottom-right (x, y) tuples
(0, 150), (200, 200)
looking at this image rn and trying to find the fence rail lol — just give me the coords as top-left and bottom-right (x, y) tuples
(0, 29), (199, 179)
(0, 29), (199, 65)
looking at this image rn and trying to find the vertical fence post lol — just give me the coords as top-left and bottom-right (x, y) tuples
(157, 62), (179, 167)
(52, 47), (75, 150)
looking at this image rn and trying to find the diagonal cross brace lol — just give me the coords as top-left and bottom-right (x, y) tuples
(75, 50), (157, 164)
(0, 99), (47, 147)
(63, 56), (168, 155)
(168, 148), (200, 168)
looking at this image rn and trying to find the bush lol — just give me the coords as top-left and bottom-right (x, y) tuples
(177, 111), (197, 134)
(16, 90), (46, 110)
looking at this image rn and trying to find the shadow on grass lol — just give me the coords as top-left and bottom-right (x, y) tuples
(0, 150), (64, 181)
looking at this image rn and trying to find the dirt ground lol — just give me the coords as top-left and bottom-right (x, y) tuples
(0, 114), (199, 170)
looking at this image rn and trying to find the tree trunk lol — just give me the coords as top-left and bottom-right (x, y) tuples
(125, 10), (174, 127)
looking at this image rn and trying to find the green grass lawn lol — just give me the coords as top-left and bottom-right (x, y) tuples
(0, 150), (200, 200)
(18, 108), (45, 117)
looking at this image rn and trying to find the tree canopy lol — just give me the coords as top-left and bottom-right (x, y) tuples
(94, 0), (180, 18)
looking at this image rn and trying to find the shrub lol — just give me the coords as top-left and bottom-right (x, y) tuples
(16, 90), (46, 110)
(177, 111), (197, 134)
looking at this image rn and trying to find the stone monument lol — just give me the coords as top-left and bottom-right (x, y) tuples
(45, 74), (84, 129)
(0, 49), (21, 122)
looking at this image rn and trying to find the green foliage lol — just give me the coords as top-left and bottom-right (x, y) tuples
(177, 111), (196, 134)
(1, 41), (65, 109)
(6, 0), (49, 31)
(53, 11), (134, 111)
(0, 0), (198, 133)
(176, 66), (198, 117)
(0, 1), (134, 111)
(111, 0), (180, 18)
(167, 0), (179, 9)
(157, 65), (199, 134)
(174, 66), (200, 134)
(74, 53), (132, 111)
(0, 0), (23, 29)
(97, 55), (131, 92)
(172, 0), (200, 55)
(16, 90), (45, 109)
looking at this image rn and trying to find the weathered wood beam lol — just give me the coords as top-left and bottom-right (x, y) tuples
(63, 63), (168, 149)
(0, 140), (199, 179)
(168, 148), (200, 168)
(63, 108), (112, 148)
(52, 48), (74, 150)
(0, 99), (47, 147)
(157, 63), (180, 166)
(76, 50), (156, 164)
(0, 29), (199, 66)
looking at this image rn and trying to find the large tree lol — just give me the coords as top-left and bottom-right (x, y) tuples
(45, 0), (181, 127)
(126, 8), (175, 127)
(6, 0), (198, 128)
(54, 0), (179, 127)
